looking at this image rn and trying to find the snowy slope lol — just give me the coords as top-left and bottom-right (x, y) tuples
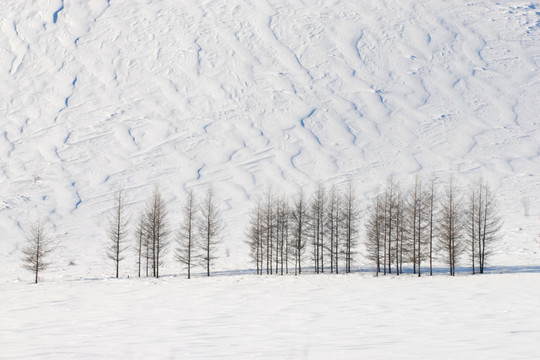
(2, 0), (539, 278)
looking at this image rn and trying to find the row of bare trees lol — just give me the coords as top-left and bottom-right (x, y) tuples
(245, 181), (360, 275)
(107, 186), (222, 279)
(20, 185), (223, 283)
(19, 175), (503, 283)
(364, 176), (502, 276)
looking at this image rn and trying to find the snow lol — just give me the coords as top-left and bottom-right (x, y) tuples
(1, 0), (540, 358)
(2, 273), (540, 359)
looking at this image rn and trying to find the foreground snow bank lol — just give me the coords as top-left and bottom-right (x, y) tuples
(2, 273), (539, 359)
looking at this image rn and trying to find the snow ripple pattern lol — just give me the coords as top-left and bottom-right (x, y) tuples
(0, 0), (539, 275)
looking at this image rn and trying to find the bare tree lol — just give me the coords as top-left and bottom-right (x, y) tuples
(407, 176), (428, 277)
(326, 185), (341, 273)
(309, 183), (326, 273)
(407, 178), (420, 275)
(427, 175), (437, 276)
(275, 196), (290, 275)
(468, 184), (478, 275)
(365, 191), (383, 276)
(246, 198), (264, 275)
(262, 188), (276, 274)
(342, 180), (359, 273)
(290, 190), (307, 275)
(21, 218), (53, 284)
(107, 189), (130, 278)
(381, 177), (398, 275)
(394, 189), (406, 275)
(467, 180), (503, 274)
(145, 187), (170, 278)
(437, 177), (465, 276)
(198, 186), (223, 277)
(134, 213), (147, 277)
(176, 189), (197, 279)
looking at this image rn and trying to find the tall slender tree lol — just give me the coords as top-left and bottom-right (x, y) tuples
(276, 196), (290, 275)
(145, 187), (170, 278)
(309, 183), (326, 273)
(107, 189), (130, 278)
(427, 175), (437, 276)
(246, 198), (264, 275)
(134, 213), (147, 277)
(437, 177), (465, 276)
(407, 176), (428, 277)
(326, 185), (341, 273)
(262, 188), (276, 275)
(176, 189), (198, 279)
(365, 191), (383, 276)
(468, 179), (502, 274)
(198, 186), (222, 277)
(291, 191), (307, 275)
(342, 180), (359, 273)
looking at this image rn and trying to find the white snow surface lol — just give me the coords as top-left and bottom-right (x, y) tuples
(1, 0), (540, 358)
(2, 274), (540, 359)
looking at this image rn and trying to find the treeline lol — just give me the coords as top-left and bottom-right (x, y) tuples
(20, 175), (502, 283)
(246, 175), (502, 277)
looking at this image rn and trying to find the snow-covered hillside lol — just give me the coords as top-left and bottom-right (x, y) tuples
(2, 0), (539, 278)
(1, 0), (540, 357)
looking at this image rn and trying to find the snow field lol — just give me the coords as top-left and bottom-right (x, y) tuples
(2, 273), (540, 359)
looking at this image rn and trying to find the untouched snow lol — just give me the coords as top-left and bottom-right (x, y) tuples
(1, 0), (540, 358)
(2, 273), (540, 359)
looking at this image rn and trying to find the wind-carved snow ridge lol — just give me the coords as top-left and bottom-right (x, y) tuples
(299, 108), (322, 146)
(289, 149), (306, 179)
(3, 132), (15, 158)
(196, 165), (205, 180)
(267, 10), (314, 82)
(53, 75), (78, 123)
(194, 38), (202, 77)
(71, 182), (82, 211)
(63, 131), (71, 144)
(344, 122), (358, 146)
(127, 128), (138, 149)
(53, 0), (65, 24)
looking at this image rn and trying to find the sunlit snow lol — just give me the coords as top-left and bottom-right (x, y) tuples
(1, 0), (539, 358)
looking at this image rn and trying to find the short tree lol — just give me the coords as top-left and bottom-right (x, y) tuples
(21, 219), (53, 284)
